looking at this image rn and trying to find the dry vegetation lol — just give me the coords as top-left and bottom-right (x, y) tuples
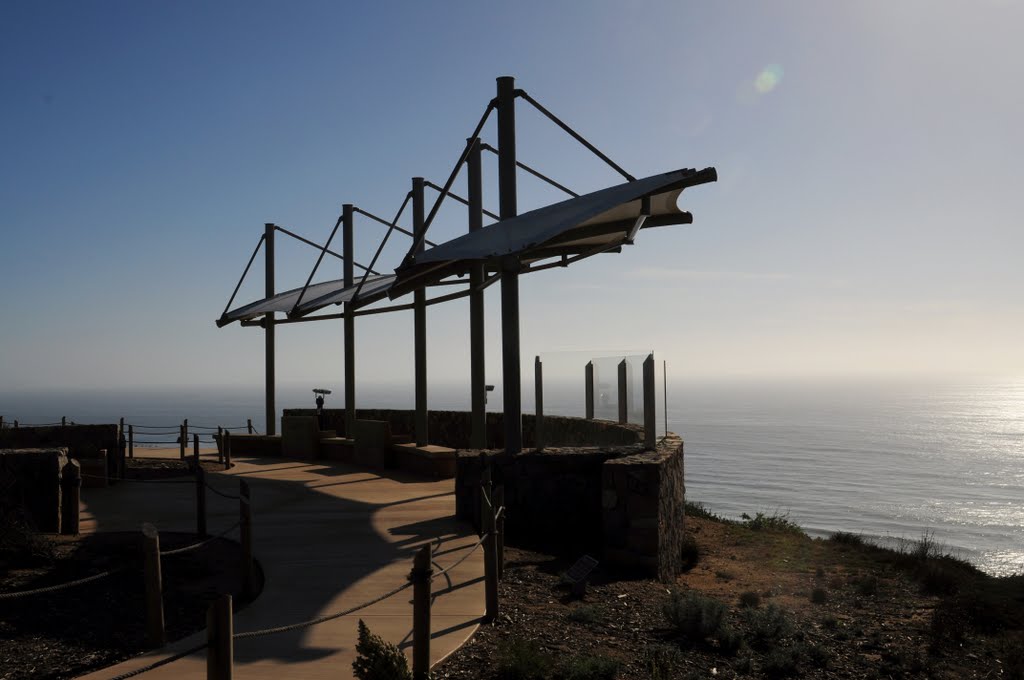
(436, 504), (1024, 679)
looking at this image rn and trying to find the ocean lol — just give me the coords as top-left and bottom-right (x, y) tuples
(1, 378), (1021, 576)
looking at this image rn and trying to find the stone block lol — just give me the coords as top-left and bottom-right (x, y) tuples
(0, 448), (67, 532)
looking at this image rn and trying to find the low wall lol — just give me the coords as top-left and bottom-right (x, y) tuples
(454, 435), (686, 581)
(284, 408), (643, 449)
(0, 424), (122, 479)
(0, 448), (69, 533)
(602, 434), (685, 582)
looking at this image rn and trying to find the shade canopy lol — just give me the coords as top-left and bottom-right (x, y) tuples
(218, 273), (397, 326)
(389, 166), (717, 298)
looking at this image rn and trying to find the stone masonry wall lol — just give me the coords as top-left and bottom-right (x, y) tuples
(0, 425), (122, 479)
(454, 435), (686, 580)
(0, 448), (69, 532)
(284, 408), (643, 449)
(602, 434), (685, 582)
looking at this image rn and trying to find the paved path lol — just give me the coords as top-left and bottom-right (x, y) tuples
(78, 452), (484, 679)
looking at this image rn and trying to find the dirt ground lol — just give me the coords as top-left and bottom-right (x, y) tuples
(0, 458), (255, 680)
(435, 513), (1024, 679)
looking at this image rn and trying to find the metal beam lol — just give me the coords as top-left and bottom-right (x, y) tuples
(618, 359), (628, 424)
(413, 177), (428, 447)
(585, 361), (595, 420)
(264, 223), (276, 436)
(498, 75), (522, 455)
(468, 137), (487, 449)
(343, 204), (356, 436)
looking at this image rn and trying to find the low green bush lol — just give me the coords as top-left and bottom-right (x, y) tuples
(496, 638), (554, 680)
(743, 604), (794, 650)
(567, 604), (601, 624)
(740, 511), (803, 534)
(643, 644), (684, 680)
(662, 591), (727, 642)
(352, 620), (411, 680)
(738, 590), (761, 609)
(558, 655), (619, 680)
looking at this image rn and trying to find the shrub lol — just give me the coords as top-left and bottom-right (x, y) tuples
(806, 643), (831, 668)
(684, 501), (724, 521)
(714, 569), (736, 581)
(568, 604), (601, 624)
(740, 511), (803, 534)
(662, 591), (727, 642)
(496, 638), (554, 680)
(643, 644), (684, 680)
(716, 626), (745, 656)
(0, 509), (55, 569)
(680, 534), (700, 571)
(352, 620), (411, 680)
(854, 574), (879, 596)
(821, 615), (839, 630)
(761, 644), (804, 677)
(829, 531), (865, 547)
(738, 590), (761, 609)
(743, 605), (794, 650)
(928, 604), (967, 655)
(559, 655), (620, 680)
(810, 587), (828, 604)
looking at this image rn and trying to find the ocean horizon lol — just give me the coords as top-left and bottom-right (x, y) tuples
(2, 377), (1021, 577)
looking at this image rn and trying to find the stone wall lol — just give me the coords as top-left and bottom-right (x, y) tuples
(284, 408), (643, 449)
(454, 435), (686, 581)
(0, 448), (69, 533)
(0, 424), (122, 479)
(602, 434), (685, 582)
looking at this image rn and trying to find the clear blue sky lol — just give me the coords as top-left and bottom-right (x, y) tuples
(2, 1), (1021, 392)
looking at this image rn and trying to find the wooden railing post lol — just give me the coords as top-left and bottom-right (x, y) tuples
(481, 461), (498, 622)
(61, 462), (81, 535)
(196, 465), (208, 538)
(206, 594), (233, 680)
(61, 416), (66, 427)
(142, 523), (165, 647)
(494, 484), (505, 580)
(179, 424), (186, 460)
(411, 545), (433, 680)
(217, 427), (224, 465)
(224, 430), (232, 470)
(240, 480), (253, 598)
(247, 419), (253, 434)
(128, 425), (134, 459)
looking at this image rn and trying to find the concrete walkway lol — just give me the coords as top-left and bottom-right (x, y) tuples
(78, 452), (484, 679)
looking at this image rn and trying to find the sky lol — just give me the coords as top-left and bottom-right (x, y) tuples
(1, 0), (1022, 395)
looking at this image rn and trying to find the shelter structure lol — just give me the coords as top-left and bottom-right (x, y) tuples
(217, 76), (716, 452)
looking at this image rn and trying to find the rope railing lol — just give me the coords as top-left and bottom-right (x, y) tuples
(160, 522), (240, 557)
(106, 643), (209, 680)
(0, 568), (122, 600)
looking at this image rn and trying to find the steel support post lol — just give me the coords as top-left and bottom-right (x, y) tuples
(264, 223), (276, 436)
(467, 137), (487, 449)
(413, 178), (428, 446)
(497, 75), (522, 454)
(343, 204), (356, 435)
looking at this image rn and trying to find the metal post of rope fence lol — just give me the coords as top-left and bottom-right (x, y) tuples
(179, 424), (186, 460)
(142, 523), (166, 648)
(217, 427), (224, 465)
(480, 460), (498, 622)
(61, 462), (81, 535)
(247, 419), (253, 435)
(494, 484), (505, 580)
(193, 432), (200, 468)
(240, 480), (253, 598)
(184, 418), (189, 448)
(196, 465), (208, 538)
(14, 420), (18, 428)
(411, 544), (432, 680)
(224, 431), (232, 470)
(62, 416), (66, 427)
(128, 425), (134, 459)
(207, 594), (233, 680)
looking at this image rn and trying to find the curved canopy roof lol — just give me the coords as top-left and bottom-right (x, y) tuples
(218, 274), (396, 326)
(390, 166), (716, 298)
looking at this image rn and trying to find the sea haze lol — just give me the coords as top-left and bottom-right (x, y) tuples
(1, 378), (1020, 576)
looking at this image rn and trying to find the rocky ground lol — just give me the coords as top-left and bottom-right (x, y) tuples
(0, 458), (255, 680)
(435, 508), (1024, 679)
